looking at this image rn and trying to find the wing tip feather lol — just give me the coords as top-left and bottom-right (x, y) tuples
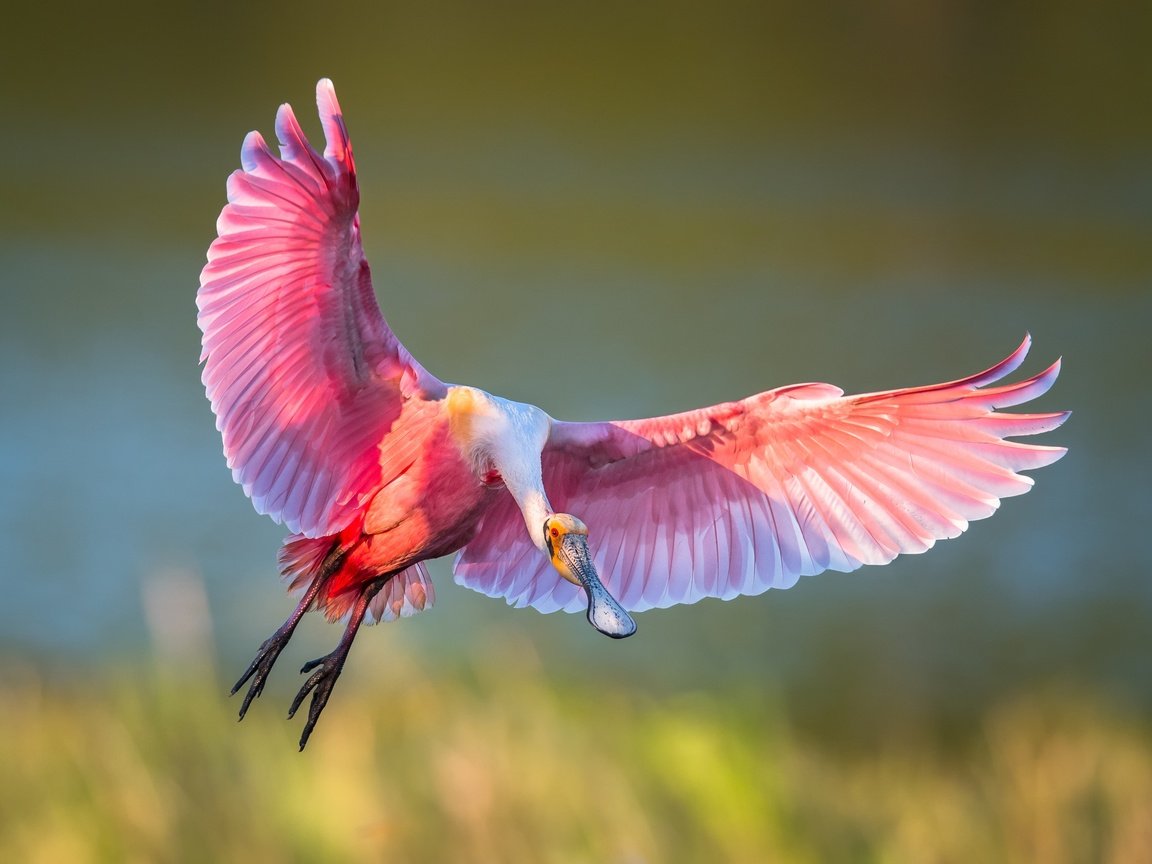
(239, 130), (268, 172)
(954, 332), (1032, 389)
(986, 356), (1062, 408)
(314, 78), (354, 170)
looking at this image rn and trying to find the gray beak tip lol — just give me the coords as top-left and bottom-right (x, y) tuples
(588, 596), (637, 639)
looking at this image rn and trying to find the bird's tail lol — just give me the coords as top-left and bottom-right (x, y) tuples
(278, 534), (342, 597)
(278, 531), (435, 624)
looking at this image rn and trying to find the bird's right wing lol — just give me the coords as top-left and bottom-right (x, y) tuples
(198, 80), (445, 539)
(455, 336), (1068, 612)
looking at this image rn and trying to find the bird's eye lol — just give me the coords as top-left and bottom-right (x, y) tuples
(550, 527), (560, 538)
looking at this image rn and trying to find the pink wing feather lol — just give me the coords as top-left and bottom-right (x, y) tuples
(454, 336), (1068, 613)
(198, 80), (444, 538)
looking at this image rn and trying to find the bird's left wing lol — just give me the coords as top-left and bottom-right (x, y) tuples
(198, 80), (444, 538)
(454, 337), (1068, 613)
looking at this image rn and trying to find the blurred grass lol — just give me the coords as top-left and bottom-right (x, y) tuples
(2, 647), (1149, 863)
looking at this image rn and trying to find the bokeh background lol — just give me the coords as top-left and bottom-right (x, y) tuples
(2, 1), (1149, 860)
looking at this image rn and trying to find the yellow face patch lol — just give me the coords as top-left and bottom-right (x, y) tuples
(544, 513), (591, 586)
(544, 512), (587, 554)
(545, 513), (588, 541)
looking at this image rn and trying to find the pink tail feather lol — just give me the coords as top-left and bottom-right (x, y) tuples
(278, 532), (434, 624)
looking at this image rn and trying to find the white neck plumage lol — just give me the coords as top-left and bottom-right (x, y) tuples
(447, 385), (555, 550)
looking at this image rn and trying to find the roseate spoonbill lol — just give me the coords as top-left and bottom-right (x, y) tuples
(198, 80), (1068, 749)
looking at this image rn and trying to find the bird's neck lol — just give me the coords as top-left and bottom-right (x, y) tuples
(493, 437), (553, 553)
(447, 385), (554, 551)
(509, 484), (552, 551)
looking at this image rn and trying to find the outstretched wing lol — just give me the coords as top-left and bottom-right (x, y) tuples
(198, 79), (444, 538)
(454, 336), (1068, 613)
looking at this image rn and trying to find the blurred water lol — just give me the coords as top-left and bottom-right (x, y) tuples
(0, 1), (1148, 731)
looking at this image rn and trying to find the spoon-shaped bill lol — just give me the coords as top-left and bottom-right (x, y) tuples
(558, 534), (637, 638)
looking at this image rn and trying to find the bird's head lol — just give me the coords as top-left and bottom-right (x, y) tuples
(543, 513), (636, 639)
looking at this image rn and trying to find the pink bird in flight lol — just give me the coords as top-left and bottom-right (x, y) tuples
(198, 80), (1068, 749)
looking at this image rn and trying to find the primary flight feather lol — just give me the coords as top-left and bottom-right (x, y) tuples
(198, 80), (1068, 749)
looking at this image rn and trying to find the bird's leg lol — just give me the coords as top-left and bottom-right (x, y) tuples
(288, 577), (386, 751)
(231, 548), (343, 720)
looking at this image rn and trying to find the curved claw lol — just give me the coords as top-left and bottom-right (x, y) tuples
(230, 565), (334, 722)
(231, 630), (292, 721)
(288, 652), (348, 751)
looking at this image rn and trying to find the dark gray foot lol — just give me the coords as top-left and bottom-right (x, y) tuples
(231, 626), (293, 720)
(228, 552), (339, 723)
(282, 575), (383, 751)
(288, 651), (348, 751)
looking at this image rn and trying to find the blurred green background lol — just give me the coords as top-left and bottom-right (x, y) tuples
(1, 1), (1149, 860)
